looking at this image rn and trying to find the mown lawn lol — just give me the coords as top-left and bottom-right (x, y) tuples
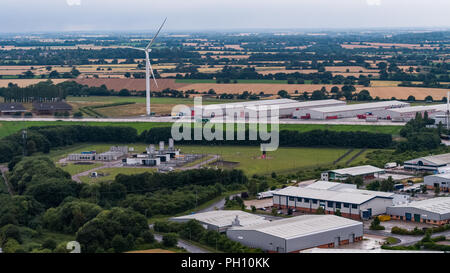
(43, 143), (374, 177)
(58, 162), (103, 176)
(179, 145), (373, 176)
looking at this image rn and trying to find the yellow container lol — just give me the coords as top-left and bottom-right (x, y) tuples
(378, 215), (391, 222)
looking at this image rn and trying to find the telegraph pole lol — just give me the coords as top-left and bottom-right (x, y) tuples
(22, 129), (27, 157)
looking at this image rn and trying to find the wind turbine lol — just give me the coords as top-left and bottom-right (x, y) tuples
(131, 18), (167, 117)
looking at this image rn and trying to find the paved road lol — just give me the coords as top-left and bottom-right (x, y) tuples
(71, 160), (122, 183)
(0, 165), (14, 195)
(179, 155), (219, 171)
(154, 233), (210, 253)
(0, 116), (405, 126)
(197, 193), (241, 213)
(365, 229), (450, 246)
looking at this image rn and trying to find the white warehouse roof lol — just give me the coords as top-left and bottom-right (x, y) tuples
(246, 99), (345, 111)
(390, 197), (450, 215)
(171, 210), (269, 228)
(387, 104), (448, 114)
(275, 186), (379, 204)
(229, 215), (362, 240)
(305, 100), (409, 114)
(305, 181), (356, 190)
(196, 99), (297, 110)
(405, 153), (450, 166)
(330, 165), (385, 176)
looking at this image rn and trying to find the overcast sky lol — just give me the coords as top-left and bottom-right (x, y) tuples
(1, 0), (449, 33)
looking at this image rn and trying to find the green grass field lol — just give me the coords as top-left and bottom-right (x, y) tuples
(43, 143), (373, 177)
(58, 162), (103, 176)
(179, 145), (373, 175)
(0, 120), (402, 139)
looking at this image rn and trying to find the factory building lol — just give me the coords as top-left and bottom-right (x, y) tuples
(273, 181), (395, 219)
(32, 101), (72, 115)
(244, 99), (346, 118)
(424, 173), (450, 192)
(0, 103), (26, 116)
(171, 210), (269, 233)
(387, 197), (450, 225)
(294, 100), (409, 120)
(68, 146), (129, 161)
(191, 98), (297, 118)
(321, 165), (385, 181)
(124, 139), (179, 166)
(373, 104), (448, 121)
(404, 153), (450, 172)
(226, 215), (363, 253)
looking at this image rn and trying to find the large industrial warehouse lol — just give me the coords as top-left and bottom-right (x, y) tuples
(170, 210), (269, 232)
(424, 173), (450, 192)
(293, 100), (410, 120)
(387, 197), (450, 225)
(273, 181), (395, 219)
(226, 215), (363, 253)
(192, 98), (296, 118)
(404, 153), (450, 171)
(245, 99), (346, 118)
(321, 165), (385, 181)
(373, 104), (448, 121)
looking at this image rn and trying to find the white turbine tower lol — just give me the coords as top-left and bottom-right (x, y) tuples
(131, 18), (167, 117)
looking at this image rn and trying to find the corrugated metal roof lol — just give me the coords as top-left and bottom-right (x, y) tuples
(305, 181), (356, 190)
(171, 210), (269, 228)
(306, 101), (409, 113)
(330, 165), (384, 176)
(246, 99), (345, 111)
(405, 153), (450, 166)
(0, 103), (26, 112)
(197, 99), (297, 110)
(428, 173), (450, 179)
(275, 183), (394, 204)
(275, 186), (376, 204)
(388, 104), (447, 113)
(230, 215), (362, 240)
(390, 197), (450, 215)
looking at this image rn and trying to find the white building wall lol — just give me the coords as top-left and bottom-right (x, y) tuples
(360, 197), (393, 216)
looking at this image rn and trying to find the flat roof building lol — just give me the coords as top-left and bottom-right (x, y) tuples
(273, 182), (394, 219)
(245, 99), (346, 118)
(321, 165), (385, 181)
(226, 215), (363, 253)
(373, 104), (448, 121)
(192, 99), (297, 118)
(0, 103), (26, 115)
(32, 101), (72, 115)
(387, 197), (450, 225)
(294, 100), (409, 120)
(424, 173), (450, 192)
(170, 210), (269, 233)
(404, 153), (450, 171)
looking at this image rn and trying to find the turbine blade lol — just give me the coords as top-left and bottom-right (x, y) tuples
(148, 61), (158, 88)
(146, 17), (167, 50)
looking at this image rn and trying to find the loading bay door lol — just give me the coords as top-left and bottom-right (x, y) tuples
(405, 213), (412, 221)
